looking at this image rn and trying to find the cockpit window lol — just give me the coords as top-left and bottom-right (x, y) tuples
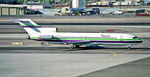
(133, 36), (138, 39)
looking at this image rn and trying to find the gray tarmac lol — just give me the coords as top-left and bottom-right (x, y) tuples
(1, 53), (150, 77)
(0, 34), (150, 77)
(78, 56), (150, 77)
(0, 17), (150, 77)
(0, 16), (150, 23)
(0, 25), (150, 34)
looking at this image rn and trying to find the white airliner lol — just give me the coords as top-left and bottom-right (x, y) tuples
(11, 19), (143, 49)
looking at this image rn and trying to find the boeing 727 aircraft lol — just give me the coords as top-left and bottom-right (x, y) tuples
(11, 19), (143, 49)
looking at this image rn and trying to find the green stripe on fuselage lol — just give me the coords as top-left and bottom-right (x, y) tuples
(29, 37), (142, 41)
(30, 37), (39, 39)
(59, 38), (141, 41)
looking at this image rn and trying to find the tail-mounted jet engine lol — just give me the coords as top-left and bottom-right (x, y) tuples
(39, 35), (54, 40)
(27, 35), (54, 40)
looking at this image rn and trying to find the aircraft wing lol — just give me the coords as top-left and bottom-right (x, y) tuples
(67, 40), (91, 45)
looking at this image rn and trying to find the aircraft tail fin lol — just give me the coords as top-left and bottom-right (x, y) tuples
(11, 19), (41, 36)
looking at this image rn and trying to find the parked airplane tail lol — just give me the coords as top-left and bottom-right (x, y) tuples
(11, 19), (42, 36)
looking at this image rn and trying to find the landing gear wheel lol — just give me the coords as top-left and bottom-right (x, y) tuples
(70, 46), (75, 50)
(128, 45), (132, 50)
(76, 45), (80, 48)
(70, 45), (80, 50)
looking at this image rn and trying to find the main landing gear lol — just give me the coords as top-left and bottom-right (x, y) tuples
(70, 45), (80, 50)
(127, 45), (132, 50)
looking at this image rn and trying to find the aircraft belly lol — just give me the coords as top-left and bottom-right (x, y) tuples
(86, 42), (138, 46)
(41, 39), (141, 46)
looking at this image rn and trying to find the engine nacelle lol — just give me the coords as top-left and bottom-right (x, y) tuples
(39, 35), (54, 40)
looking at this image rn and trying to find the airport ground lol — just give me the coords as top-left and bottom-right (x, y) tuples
(0, 16), (150, 24)
(0, 17), (150, 77)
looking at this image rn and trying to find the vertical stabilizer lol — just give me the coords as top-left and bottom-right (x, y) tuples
(11, 19), (41, 36)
